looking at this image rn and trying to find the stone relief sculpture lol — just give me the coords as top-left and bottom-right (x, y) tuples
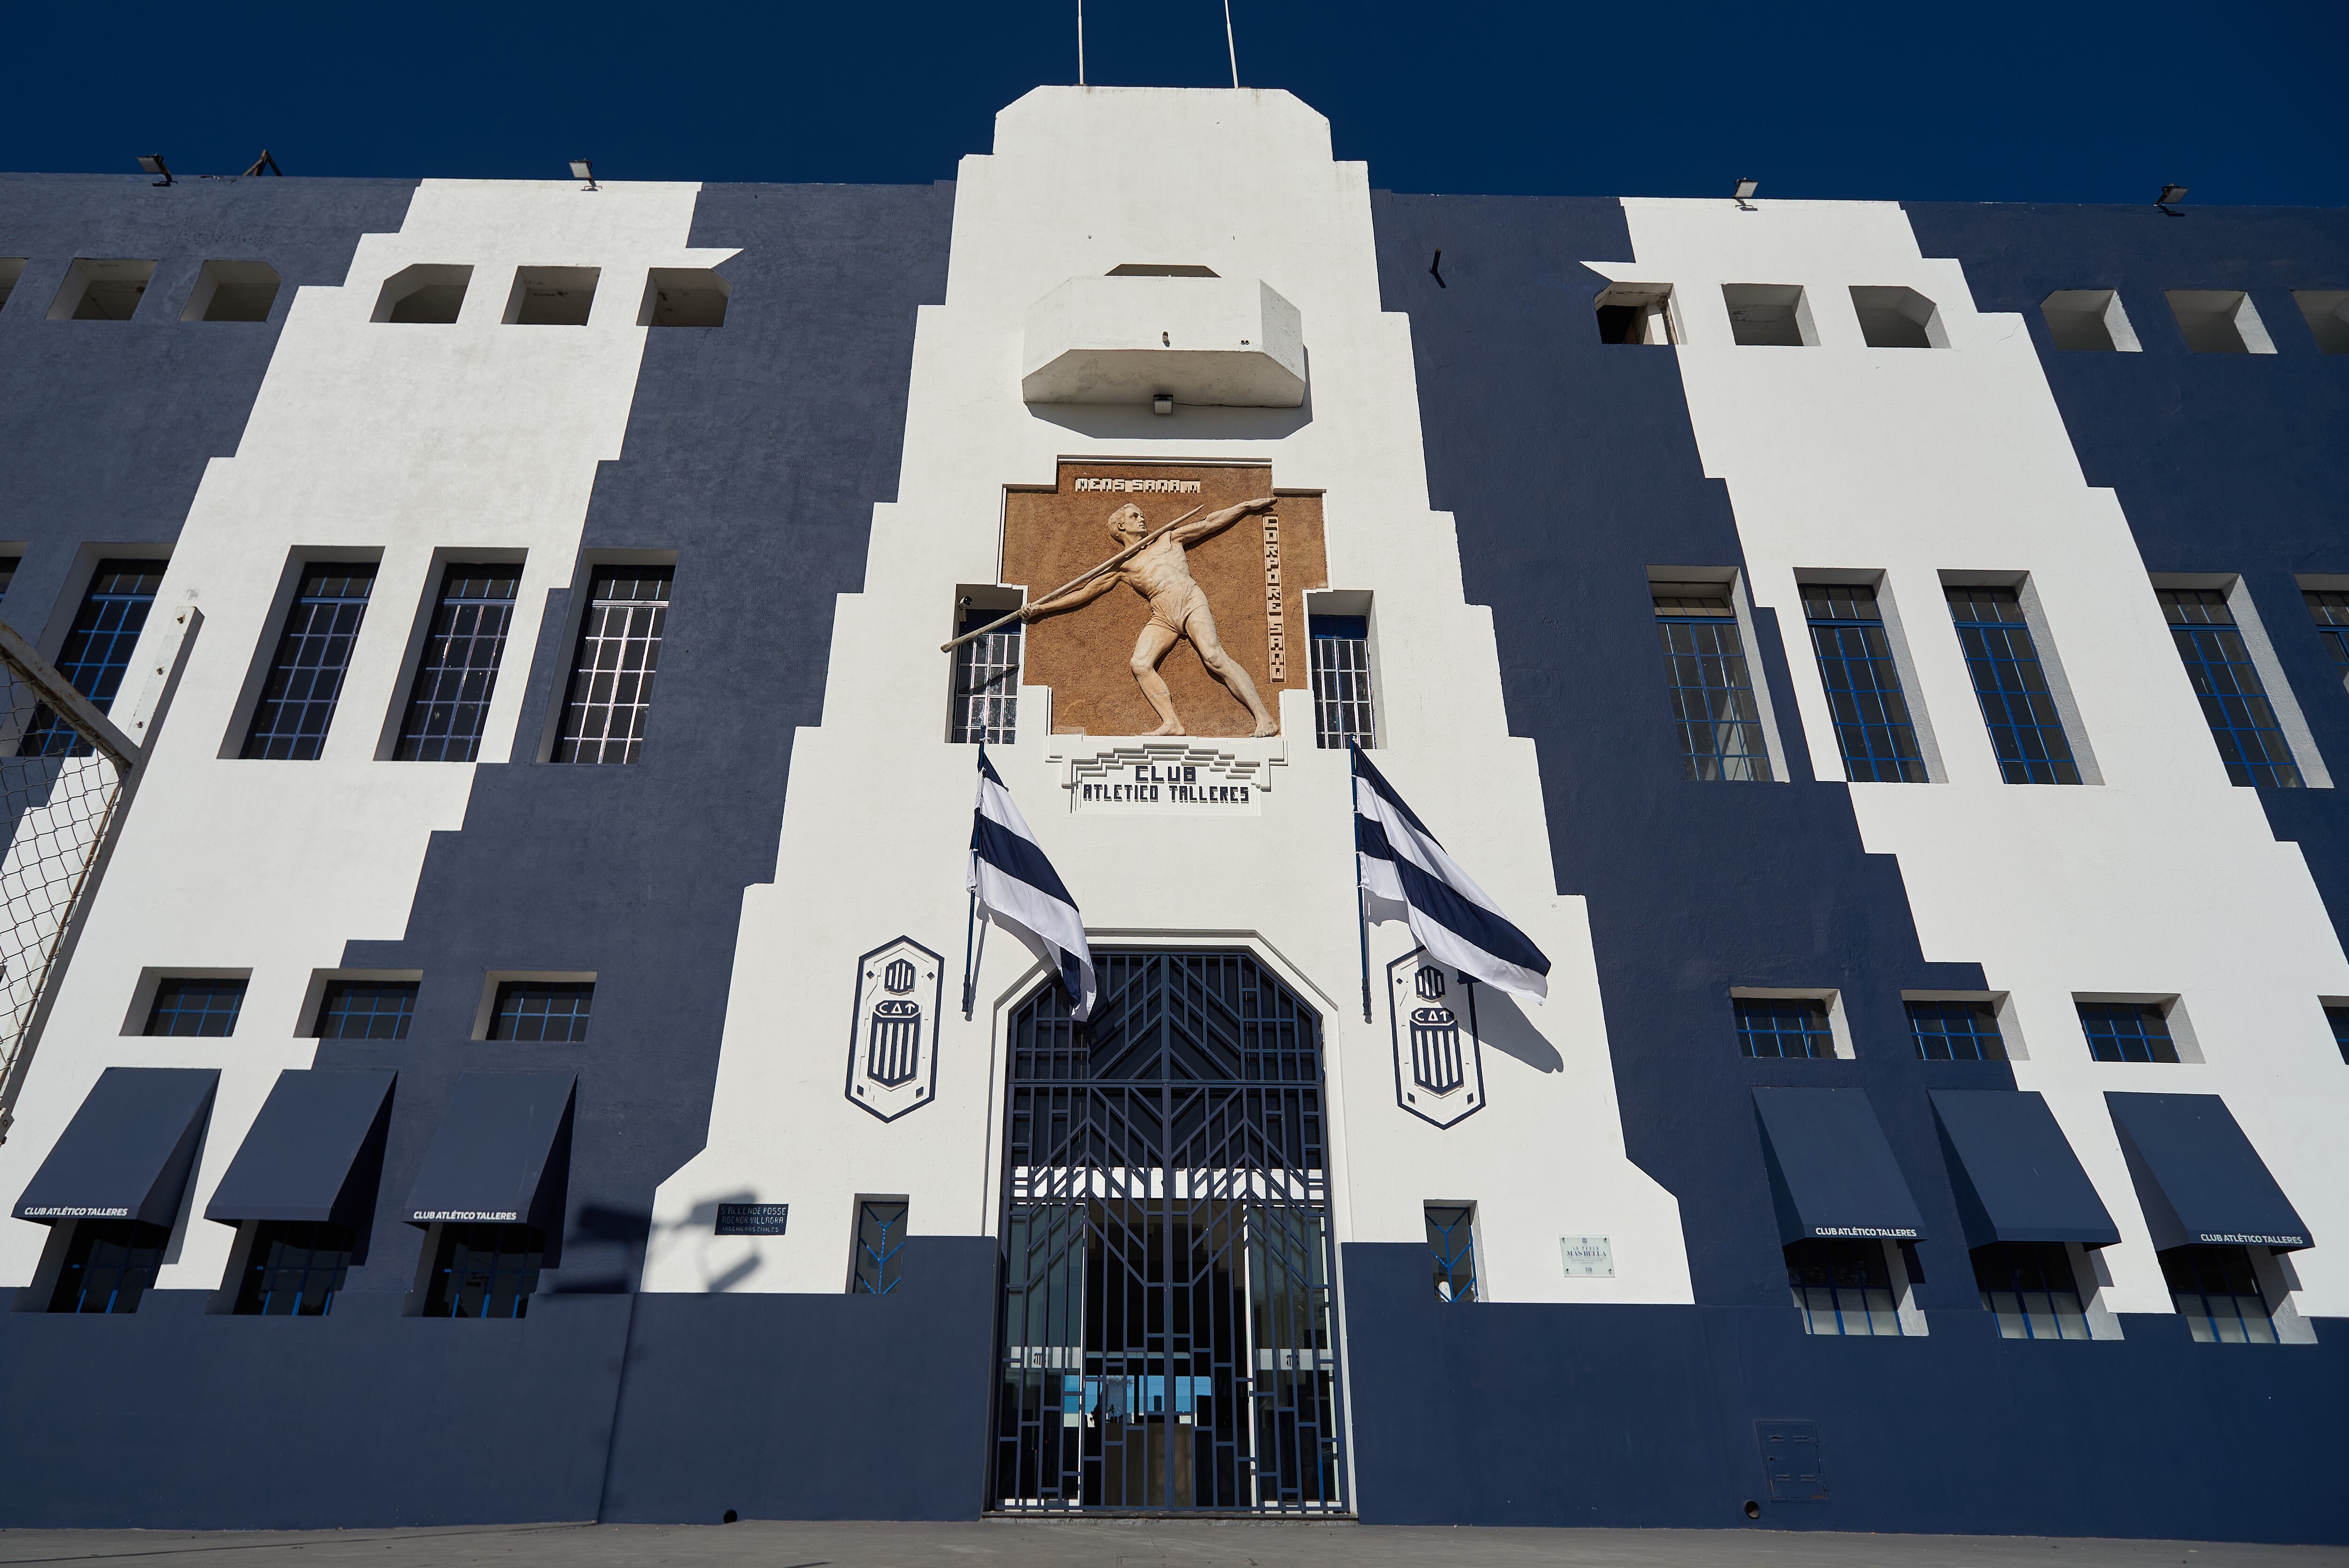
(1021, 497), (1281, 737)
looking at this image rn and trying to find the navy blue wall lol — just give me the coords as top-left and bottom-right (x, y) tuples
(0, 173), (418, 641)
(1357, 192), (2348, 1542)
(1343, 1243), (2349, 1541)
(1905, 202), (2349, 954)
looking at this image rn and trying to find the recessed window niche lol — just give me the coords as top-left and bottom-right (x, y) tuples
(638, 268), (730, 327)
(2166, 290), (2276, 355)
(48, 258), (157, 321)
(1722, 284), (1815, 347)
(373, 264), (472, 324)
(2042, 289), (2141, 352)
(2294, 291), (2349, 355)
(1594, 283), (1677, 344)
(505, 267), (600, 326)
(0, 258), (26, 314)
(1850, 286), (1946, 348)
(182, 260), (282, 322)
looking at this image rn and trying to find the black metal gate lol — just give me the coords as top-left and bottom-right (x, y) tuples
(993, 950), (1346, 1514)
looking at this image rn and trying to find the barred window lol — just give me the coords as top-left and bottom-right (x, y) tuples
(314, 979), (417, 1041)
(397, 566), (519, 762)
(2161, 1244), (2276, 1343)
(1424, 1202), (1477, 1303)
(1973, 1241), (2089, 1341)
(1655, 593), (1768, 781)
(21, 559), (167, 757)
(1906, 999), (2006, 1061)
(2077, 1001), (2178, 1063)
(1945, 586), (2081, 785)
(2159, 589), (2301, 787)
(853, 1199), (909, 1294)
(48, 1219), (169, 1313)
(1309, 614), (1376, 749)
(242, 563), (376, 760)
(1803, 585), (1928, 783)
(422, 1223), (542, 1319)
(233, 1221), (354, 1316)
(2306, 590), (2349, 669)
(554, 570), (669, 764)
(949, 602), (1020, 745)
(145, 976), (247, 1037)
(1786, 1238), (1906, 1336)
(1735, 995), (1833, 1059)
(488, 980), (593, 1043)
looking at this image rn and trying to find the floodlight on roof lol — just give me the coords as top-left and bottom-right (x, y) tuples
(1733, 177), (1758, 210)
(569, 159), (597, 192)
(2158, 183), (2188, 213)
(137, 154), (173, 187)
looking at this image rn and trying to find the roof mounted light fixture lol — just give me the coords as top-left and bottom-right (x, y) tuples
(569, 159), (597, 192)
(1733, 177), (1758, 211)
(137, 154), (173, 187)
(2157, 183), (2188, 216)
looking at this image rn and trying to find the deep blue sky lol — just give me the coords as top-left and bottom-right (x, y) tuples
(4, 0), (2343, 207)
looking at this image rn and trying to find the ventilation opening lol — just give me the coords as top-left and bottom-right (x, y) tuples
(2042, 289), (2140, 352)
(638, 267), (730, 327)
(505, 266), (599, 326)
(1105, 263), (1219, 277)
(2166, 290), (2275, 355)
(0, 258), (25, 314)
(1594, 283), (1676, 345)
(1722, 284), (1814, 347)
(1850, 286), (1945, 349)
(2294, 291), (2349, 355)
(181, 260), (282, 323)
(373, 264), (472, 324)
(48, 258), (157, 321)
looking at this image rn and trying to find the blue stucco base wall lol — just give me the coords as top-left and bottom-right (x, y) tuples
(0, 1288), (629, 1528)
(598, 1237), (997, 1523)
(1341, 1244), (2349, 1542)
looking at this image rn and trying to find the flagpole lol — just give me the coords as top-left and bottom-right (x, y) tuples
(962, 747), (982, 1019)
(1352, 744), (1372, 1022)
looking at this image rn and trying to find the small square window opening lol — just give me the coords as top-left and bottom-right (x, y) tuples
(146, 976), (247, 1037)
(2293, 291), (2349, 355)
(1850, 286), (1946, 349)
(638, 268), (730, 327)
(505, 266), (600, 326)
(1722, 284), (1815, 347)
(2041, 289), (2141, 352)
(372, 264), (471, 324)
(2165, 290), (2277, 355)
(1906, 999), (2007, 1061)
(2077, 1000), (2178, 1063)
(315, 979), (418, 1041)
(488, 980), (593, 1043)
(1424, 1203), (1478, 1303)
(181, 260), (282, 323)
(1735, 996), (1835, 1059)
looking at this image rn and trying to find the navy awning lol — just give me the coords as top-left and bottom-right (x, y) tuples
(403, 1071), (575, 1238)
(1752, 1087), (1927, 1243)
(2107, 1093), (2312, 1252)
(206, 1068), (396, 1230)
(12, 1067), (218, 1228)
(1930, 1089), (2121, 1248)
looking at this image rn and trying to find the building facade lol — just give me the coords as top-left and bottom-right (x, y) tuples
(0, 87), (2343, 1539)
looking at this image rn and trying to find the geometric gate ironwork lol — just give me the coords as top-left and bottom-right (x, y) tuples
(993, 949), (1347, 1513)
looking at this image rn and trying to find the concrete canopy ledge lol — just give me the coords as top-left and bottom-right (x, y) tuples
(1021, 274), (1305, 407)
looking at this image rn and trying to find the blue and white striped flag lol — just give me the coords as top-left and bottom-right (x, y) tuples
(969, 747), (1098, 1020)
(1353, 746), (1551, 1002)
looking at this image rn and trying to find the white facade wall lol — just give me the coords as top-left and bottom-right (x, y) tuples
(645, 88), (1693, 1304)
(0, 179), (732, 1291)
(1608, 197), (2348, 1318)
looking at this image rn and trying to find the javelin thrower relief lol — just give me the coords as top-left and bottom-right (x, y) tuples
(1019, 497), (1282, 737)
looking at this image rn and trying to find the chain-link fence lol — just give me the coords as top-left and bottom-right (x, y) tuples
(0, 627), (137, 1142)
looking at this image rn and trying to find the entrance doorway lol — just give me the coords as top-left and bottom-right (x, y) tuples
(992, 950), (1346, 1514)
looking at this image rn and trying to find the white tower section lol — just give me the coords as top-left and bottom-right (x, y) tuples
(646, 89), (1691, 1304)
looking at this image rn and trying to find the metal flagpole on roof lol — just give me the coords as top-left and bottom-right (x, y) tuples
(1077, 0), (1086, 85)
(1223, 0), (1239, 88)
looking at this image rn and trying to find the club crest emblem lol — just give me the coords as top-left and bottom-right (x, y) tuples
(1387, 947), (1486, 1129)
(846, 938), (943, 1121)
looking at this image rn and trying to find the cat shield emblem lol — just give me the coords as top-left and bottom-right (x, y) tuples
(847, 938), (943, 1121)
(1387, 947), (1486, 1129)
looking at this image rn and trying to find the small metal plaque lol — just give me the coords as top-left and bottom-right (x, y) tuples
(715, 1203), (789, 1236)
(1560, 1234), (1614, 1277)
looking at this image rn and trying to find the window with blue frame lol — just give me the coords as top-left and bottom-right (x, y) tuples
(233, 1221), (354, 1315)
(1906, 999), (2007, 1061)
(397, 566), (519, 761)
(488, 980), (592, 1042)
(1735, 995), (1835, 1059)
(2159, 588), (2301, 787)
(1423, 1203), (1477, 1303)
(47, 1219), (169, 1313)
(1944, 585), (2082, 784)
(1785, 1238), (1906, 1336)
(2077, 1001), (2179, 1063)
(2327, 1004), (2349, 1065)
(2305, 590), (2349, 671)
(20, 559), (167, 756)
(314, 979), (417, 1040)
(241, 563), (376, 760)
(144, 976), (247, 1037)
(422, 1223), (542, 1318)
(853, 1199), (908, 1294)
(1655, 593), (1771, 781)
(1802, 585), (1929, 783)
(1309, 614), (1376, 749)
(2161, 1244), (2277, 1343)
(1972, 1241), (2089, 1340)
